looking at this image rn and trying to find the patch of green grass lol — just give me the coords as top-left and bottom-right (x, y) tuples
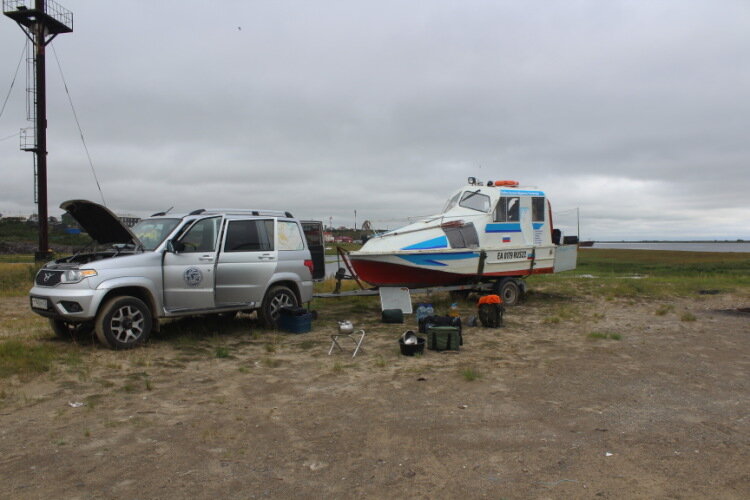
(298, 340), (317, 350)
(681, 312), (697, 322)
(460, 367), (482, 381)
(587, 332), (622, 341)
(215, 346), (230, 358)
(263, 358), (282, 368)
(122, 382), (137, 393)
(332, 361), (344, 373)
(0, 263), (43, 297)
(0, 340), (57, 378)
(655, 304), (675, 316)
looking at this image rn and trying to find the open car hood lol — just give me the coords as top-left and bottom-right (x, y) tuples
(61, 199), (142, 247)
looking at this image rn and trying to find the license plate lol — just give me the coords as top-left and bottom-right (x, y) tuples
(31, 297), (49, 310)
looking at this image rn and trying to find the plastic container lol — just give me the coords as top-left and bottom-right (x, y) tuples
(278, 309), (312, 333)
(399, 336), (426, 356)
(415, 303), (434, 322)
(449, 303), (460, 318)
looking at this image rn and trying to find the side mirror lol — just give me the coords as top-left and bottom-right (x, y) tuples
(166, 240), (184, 253)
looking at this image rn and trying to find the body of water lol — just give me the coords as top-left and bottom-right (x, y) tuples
(589, 242), (750, 253)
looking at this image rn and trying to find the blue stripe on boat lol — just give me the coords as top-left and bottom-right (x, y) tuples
(485, 223), (522, 233)
(533, 222), (544, 230)
(398, 252), (477, 267)
(401, 236), (448, 250)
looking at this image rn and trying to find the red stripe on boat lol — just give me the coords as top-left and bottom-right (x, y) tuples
(350, 258), (555, 287)
(349, 259), (467, 287)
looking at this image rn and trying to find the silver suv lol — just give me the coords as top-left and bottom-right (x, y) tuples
(29, 200), (323, 349)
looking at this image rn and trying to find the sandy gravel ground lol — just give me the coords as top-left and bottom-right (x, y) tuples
(0, 291), (748, 499)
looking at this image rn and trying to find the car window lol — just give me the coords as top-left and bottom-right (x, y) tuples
(278, 221), (305, 251)
(224, 219), (274, 252)
(179, 217), (221, 253)
(132, 218), (180, 250)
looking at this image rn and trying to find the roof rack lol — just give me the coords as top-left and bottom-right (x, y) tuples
(196, 208), (294, 218)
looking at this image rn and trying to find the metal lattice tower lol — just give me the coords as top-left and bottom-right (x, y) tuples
(3, 0), (73, 260)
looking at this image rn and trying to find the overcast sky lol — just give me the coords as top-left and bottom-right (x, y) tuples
(1, 0), (748, 240)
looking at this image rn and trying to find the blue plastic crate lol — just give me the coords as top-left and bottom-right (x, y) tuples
(278, 312), (312, 334)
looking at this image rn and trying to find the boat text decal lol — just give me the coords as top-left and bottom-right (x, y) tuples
(495, 250), (529, 260)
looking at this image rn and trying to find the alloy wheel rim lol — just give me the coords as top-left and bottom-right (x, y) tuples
(110, 305), (145, 343)
(270, 293), (295, 319)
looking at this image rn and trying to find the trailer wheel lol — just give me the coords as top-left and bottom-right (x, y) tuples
(496, 279), (522, 306)
(50, 319), (94, 341)
(95, 296), (152, 350)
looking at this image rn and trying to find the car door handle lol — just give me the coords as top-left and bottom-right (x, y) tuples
(199, 255), (214, 262)
(258, 254), (275, 260)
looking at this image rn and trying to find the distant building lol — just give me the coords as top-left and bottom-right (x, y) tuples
(334, 236), (353, 243)
(118, 216), (141, 228)
(323, 232), (335, 243)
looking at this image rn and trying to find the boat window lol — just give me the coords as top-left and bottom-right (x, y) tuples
(495, 197), (520, 222)
(443, 222), (479, 249)
(224, 219), (274, 252)
(458, 190), (491, 212)
(532, 197), (545, 222)
(442, 192), (462, 213)
(132, 218), (180, 251)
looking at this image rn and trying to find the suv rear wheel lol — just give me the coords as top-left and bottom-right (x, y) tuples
(95, 296), (152, 349)
(260, 285), (298, 328)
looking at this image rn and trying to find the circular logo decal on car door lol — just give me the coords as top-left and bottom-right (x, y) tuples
(183, 267), (203, 287)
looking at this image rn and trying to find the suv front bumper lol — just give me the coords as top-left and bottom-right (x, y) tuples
(29, 285), (106, 321)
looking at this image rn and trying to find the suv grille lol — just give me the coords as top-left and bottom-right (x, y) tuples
(36, 270), (63, 286)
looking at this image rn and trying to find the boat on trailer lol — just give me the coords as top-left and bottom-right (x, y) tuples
(347, 177), (578, 304)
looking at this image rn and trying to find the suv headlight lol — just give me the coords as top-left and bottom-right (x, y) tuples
(61, 269), (98, 284)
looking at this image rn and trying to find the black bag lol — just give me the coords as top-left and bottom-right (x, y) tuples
(419, 315), (462, 345)
(381, 308), (404, 323)
(478, 303), (504, 328)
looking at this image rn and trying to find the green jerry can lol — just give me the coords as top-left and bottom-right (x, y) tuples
(427, 326), (461, 351)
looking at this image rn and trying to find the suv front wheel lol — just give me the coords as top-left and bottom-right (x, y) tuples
(260, 285), (298, 328)
(95, 296), (152, 349)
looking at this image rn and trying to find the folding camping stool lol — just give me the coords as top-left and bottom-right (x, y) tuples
(328, 329), (366, 358)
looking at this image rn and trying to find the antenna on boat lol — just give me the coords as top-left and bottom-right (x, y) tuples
(4, 0), (74, 261)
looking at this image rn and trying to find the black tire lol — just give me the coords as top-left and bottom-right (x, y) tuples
(260, 285), (298, 328)
(49, 319), (94, 340)
(95, 296), (152, 350)
(496, 279), (521, 306)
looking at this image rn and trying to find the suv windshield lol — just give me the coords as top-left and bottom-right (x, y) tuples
(132, 218), (181, 250)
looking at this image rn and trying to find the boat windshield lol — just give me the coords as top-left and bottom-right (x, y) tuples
(458, 190), (491, 212)
(442, 192), (462, 213)
(132, 218), (181, 250)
